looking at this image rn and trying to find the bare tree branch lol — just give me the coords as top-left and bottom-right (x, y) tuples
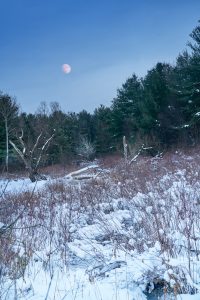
(31, 132), (42, 158)
(35, 132), (55, 169)
(9, 140), (30, 169)
(9, 131), (55, 182)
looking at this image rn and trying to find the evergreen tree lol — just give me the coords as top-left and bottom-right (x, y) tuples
(93, 105), (113, 153)
(77, 110), (94, 141)
(0, 92), (19, 171)
(111, 74), (143, 145)
(173, 21), (200, 142)
(186, 22), (200, 127)
(141, 63), (178, 145)
(49, 108), (78, 164)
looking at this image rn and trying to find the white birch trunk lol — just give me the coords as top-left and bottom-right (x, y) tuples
(5, 118), (9, 172)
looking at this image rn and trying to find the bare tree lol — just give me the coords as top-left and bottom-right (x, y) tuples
(50, 101), (61, 114)
(0, 92), (19, 172)
(9, 130), (55, 182)
(76, 136), (95, 161)
(36, 101), (49, 116)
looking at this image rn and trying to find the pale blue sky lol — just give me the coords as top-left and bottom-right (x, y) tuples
(0, 0), (200, 113)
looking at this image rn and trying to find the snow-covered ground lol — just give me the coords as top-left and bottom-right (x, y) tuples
(0, 155), (200, 299)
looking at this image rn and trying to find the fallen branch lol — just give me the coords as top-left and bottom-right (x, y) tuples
(129, 145), (144, 164)
(129, 145), (155, 164)
(66, 164), (99, 179)
(72, 175), (96, 180)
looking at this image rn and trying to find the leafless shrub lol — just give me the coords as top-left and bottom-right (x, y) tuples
(76, 136), (95, 161)
(1, 149), (200, 297)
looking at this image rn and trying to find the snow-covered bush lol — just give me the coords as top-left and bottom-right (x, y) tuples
(0, 150), (200, 299)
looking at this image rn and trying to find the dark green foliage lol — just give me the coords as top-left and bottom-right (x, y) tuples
(0, 92), (19, 169)
(0, 117), (5, 165)
(77, 110), (94, 141)
(141, 63), (181, 145)
(172, 21), (200, 142)
(49, 111), (78, 164)
(93, 105), (113, 153)
(111, 74), (143, 145)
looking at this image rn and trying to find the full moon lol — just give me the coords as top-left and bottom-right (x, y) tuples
(62, 64), (71, 74)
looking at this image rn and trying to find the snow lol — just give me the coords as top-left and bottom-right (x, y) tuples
(1, 159), (200, 299)
(0, 177), (48, 194)
(177, 296), (200, 300)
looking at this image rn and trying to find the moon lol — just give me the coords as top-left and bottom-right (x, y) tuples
(62, 64), (71, 74)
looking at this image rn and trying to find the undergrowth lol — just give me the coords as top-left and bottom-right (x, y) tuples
(0, 150), (200, 298)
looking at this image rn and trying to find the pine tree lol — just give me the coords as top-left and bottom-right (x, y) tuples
(49, 108), (78, 164)
(141, 63), (178, 145)
(111, 74), (143, 146)
(93, 105), (113, 153)
(173, 21), (200, 142)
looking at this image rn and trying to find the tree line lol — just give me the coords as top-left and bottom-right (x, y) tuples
(0, 21), (200, 173)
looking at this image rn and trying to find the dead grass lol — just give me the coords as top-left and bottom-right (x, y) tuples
(0, 148), (200, 296)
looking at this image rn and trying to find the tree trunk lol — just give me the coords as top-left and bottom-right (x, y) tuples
(28, 169), (47, 182)
(123, 136), (128, 162)
(5, 118), (9, 173)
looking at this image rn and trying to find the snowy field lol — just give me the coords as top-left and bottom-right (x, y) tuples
(0, 153), (200, 300)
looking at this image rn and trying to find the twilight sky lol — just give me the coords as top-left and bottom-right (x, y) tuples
(0, 0), (200, 114)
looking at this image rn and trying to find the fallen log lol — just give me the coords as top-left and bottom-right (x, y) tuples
(65, 164), (99, 179)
